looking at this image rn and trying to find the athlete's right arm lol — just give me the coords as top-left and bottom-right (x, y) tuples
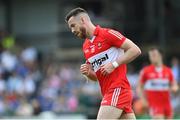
(80, 64), (98, 81)
(137, 82), (145, 99)
(137, 82), (148, 107)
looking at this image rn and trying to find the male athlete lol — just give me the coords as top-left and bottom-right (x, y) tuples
(65, 7), (141, 119)
(137, 47), (179, 119)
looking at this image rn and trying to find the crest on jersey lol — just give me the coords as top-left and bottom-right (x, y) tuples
(91, 47), (95, 53)
(98, 42), (102, 49)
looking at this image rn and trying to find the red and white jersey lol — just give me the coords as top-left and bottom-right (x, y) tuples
(83, 25), (131, 96)
(139, 64), (174, 106)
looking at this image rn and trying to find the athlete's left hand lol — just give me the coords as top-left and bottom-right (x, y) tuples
(171, 84), (179, 93)
(100, 62), (115, 76)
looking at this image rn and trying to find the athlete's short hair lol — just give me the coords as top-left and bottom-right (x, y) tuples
(65, 7), (87, 22)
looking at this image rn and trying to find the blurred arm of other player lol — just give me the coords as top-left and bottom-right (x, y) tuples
(169, 69), (179, 93)
(136, 70), (148, 108)
(80, 63), (97, 81)
(171, 80), (179, 93)
(136, 81), (148, 107)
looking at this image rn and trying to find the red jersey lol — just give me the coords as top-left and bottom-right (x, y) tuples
(83, 25), (131, 96)
(139, 64), (174, 106)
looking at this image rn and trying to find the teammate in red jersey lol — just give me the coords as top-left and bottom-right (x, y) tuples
(65, 7), (141, 119)
(137, 47), (179, 119)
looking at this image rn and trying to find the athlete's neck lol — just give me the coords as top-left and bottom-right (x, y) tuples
(154, 61), (163, 67)
(87, 22), (96, 39)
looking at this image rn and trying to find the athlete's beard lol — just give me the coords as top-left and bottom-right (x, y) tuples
(78, 27), (87, 39)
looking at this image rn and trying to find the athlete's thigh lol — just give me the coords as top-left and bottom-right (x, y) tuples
(97, 105), (123, 119)
(120, 112), (136, 119)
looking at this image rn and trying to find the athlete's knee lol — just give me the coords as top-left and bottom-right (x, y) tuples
(120, 112), (136, 119)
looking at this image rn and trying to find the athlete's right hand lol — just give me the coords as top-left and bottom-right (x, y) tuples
(80, 64), (90, 76)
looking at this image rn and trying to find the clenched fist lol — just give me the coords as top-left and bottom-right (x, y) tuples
(80, 64), (91, 76)
(100, 62), (116, 76)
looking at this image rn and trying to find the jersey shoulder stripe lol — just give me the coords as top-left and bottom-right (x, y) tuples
(108, 29), (124, 40)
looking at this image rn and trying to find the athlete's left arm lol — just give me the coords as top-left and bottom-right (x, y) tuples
(169, 69), (179, 93)
(100, 29), (141, 75)
(100, 38), (141, 75)
(170, 80), (179, 93)
(116, 38), (141, 65)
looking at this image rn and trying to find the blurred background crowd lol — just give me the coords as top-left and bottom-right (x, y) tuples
(0, 36), (103, 119)
(0, 0), (180, 119)
(0, 30), (102, 119)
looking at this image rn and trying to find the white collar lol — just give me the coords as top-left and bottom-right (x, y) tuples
(89, 36), (96, 43)
(155, 66), (162, 72)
